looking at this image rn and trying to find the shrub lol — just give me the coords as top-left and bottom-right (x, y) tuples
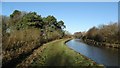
(2, 28), (42, 65)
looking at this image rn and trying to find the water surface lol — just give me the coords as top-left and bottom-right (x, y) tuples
(66, 39), (119, 66)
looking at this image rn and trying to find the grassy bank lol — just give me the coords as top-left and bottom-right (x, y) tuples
(21, 38), (103, 67)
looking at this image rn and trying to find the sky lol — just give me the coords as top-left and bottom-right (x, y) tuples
(1, 0), (120, 2)
(2, 2), (118, 34)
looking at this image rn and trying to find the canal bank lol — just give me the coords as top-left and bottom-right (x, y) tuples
(66, 39), (119, 66)
(82, 39), (119, 49)
(17, 38), (103, 67)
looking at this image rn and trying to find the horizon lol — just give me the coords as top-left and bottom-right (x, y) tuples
(2, 2), (118, 34)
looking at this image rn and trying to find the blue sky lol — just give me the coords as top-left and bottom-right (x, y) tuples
(2, 2), (118, 34)
(1, 0), (120, 2)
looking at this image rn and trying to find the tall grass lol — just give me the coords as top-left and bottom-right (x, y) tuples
(2, 28), (42, 66)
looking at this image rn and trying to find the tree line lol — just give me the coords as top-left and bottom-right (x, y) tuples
(1, 10), (69, 67)
(74, 22), (119, 44)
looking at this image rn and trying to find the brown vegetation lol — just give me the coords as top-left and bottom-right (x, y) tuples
(2, 10), (69, 67)
(82, 22), (119, 48)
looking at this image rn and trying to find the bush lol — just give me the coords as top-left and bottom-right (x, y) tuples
(94, 34), (104, 42)
(2, 28), (42, 65)
(85, 23), (118, 43)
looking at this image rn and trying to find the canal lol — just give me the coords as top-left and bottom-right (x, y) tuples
(66, 39), (119, 66)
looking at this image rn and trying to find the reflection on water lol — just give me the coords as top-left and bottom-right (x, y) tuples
(66, 39), (119, 66)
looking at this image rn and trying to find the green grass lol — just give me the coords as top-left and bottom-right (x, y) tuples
(30, 38), (103, 67)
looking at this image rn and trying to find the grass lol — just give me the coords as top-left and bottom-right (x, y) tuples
(30, 38), (103, 67)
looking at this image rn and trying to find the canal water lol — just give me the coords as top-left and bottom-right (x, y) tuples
(66, 39), (119, 66)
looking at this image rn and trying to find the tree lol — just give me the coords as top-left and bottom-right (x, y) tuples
(57, 20), (66, 29)
(10, 10), (22, 25)
(86, 26), (98, 40)
(74, 32), (82, 39)
(15, 12), (43, 30)
(85, 22), (119, 43)
(2, 10), (66, 41)
(46, 15), (57, 26)
(98, 23), (118, 43)
(42, 16), (66, 40)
